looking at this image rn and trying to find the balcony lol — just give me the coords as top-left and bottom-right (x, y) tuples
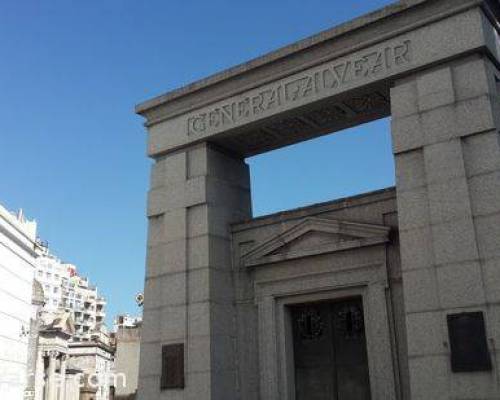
(96, 297), (106, 305)
(78, 333), (91, 341)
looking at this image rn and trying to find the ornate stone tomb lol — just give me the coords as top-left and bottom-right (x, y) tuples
(135, 1), (500, 399)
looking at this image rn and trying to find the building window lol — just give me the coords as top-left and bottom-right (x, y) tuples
(53, 287), (59, 294)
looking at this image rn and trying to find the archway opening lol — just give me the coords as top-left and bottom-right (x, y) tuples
(248, 117), (394, 217)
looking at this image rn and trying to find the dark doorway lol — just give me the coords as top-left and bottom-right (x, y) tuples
(291, 297), (371, 400)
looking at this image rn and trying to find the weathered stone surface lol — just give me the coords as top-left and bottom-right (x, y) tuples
(406, 311), (444, 356)
(394, 149), (425, 191)
(390, 78), (418, 118)
(462, 131), (500, 177)
(436, 261), (486, 308)
(427, 180), (471, 224)
(402, 268), (440, 313)
(423, 139), (466, 184)
(396, 187), (430, 229)
(482, 258), (500, 302)
(398, 226), (434, 271)
(416, 66), (455, 112)
(146, 240), (187, 277)
(408, 355), (449, 400)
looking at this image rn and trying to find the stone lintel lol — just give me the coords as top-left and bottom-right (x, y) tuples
(136, 0), (486, 117)
(136, 0), (500, 159)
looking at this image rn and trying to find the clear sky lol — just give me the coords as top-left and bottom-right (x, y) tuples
(0, 0), (396, 326)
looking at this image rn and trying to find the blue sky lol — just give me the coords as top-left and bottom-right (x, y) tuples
(0, 0), (396, 325)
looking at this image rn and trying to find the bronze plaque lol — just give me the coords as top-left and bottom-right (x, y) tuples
(161, 343), (185, 390)
(447, 312), (492, 373)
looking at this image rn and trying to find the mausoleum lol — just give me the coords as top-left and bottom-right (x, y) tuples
(135, 0), (500, 399)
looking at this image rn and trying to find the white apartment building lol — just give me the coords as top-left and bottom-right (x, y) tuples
(35, 249), (107, 341)
(70, 275), (107, 341)
(34, 249), (76, 313)
(0, 205), (38, 400)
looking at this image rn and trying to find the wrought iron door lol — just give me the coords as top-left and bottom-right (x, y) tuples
(291, 298), (371, 400)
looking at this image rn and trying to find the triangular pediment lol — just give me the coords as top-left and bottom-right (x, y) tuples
(241, 217), (390, 267)
(40, 310), (76, 338)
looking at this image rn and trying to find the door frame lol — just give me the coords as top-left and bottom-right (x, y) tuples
(255, 263), (397, 400)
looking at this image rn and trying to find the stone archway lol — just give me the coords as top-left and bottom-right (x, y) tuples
(136, 1), (500, 399)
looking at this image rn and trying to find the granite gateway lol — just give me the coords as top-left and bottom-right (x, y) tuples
(135, 0), (500, 399)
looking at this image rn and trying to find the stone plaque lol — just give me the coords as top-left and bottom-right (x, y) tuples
(447, 312), (492, 373)
(161, 343), (185, 389)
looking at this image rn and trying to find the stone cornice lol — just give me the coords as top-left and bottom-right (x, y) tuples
(232, 187), (396, 233)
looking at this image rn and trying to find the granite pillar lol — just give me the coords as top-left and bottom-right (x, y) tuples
(34, 348), (45, 400)
(46, 351), (58, 400)
(59, 355), (67, 400)
(391, 54), (500, 400)
(138, 143), (252, 399)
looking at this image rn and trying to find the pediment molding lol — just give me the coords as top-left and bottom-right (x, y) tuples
(241, 217), (390, 267)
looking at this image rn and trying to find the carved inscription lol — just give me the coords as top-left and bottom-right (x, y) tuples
(187, 40), (411, 135)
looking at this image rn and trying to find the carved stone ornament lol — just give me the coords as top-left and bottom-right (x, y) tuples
(296, 307), (324, 341)
(336, 304), (365, 340)
(241, 217), (390, 267)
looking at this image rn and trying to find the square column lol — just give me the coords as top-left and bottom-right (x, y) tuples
(58, 355), (67, 400)
(138, 143), (252, 400)
(391, 54), (500, 399)
(46, 351), (58, 400)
